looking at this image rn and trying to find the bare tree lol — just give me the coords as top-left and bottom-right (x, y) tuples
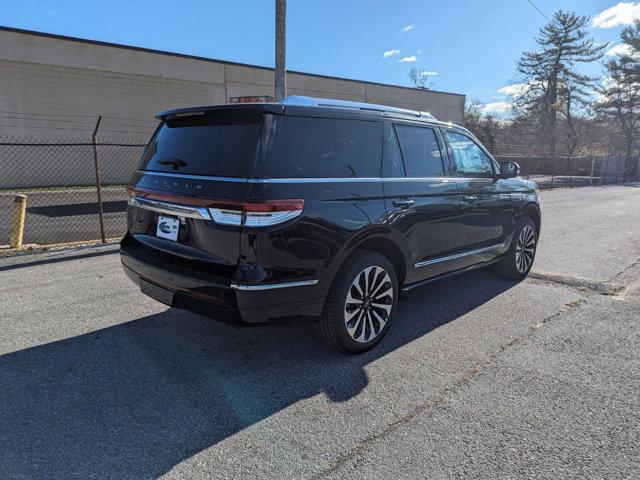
(596, 20), (640, 179)
(463, 100), (501, 153)
(514, 10), (607, 157)
(407, 67), (435, 90)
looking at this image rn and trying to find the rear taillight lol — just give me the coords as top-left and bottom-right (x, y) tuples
(128, 187), (303, 227)
(210, 199), (304, 227)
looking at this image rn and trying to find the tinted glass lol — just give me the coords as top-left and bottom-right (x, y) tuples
(445, 131), (494, 178)
(382, 122), (405, 177)
(394, 125), (445, 177)
(139, 110), (263, 177)
(258, 116), (381, 178)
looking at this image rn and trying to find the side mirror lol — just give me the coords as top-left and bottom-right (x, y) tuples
(500, 161), (520, 179)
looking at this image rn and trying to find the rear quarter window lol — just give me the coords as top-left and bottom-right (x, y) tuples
(257, 116), (381, 178)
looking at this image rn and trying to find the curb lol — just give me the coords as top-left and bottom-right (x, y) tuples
(0, 242), (120, 271)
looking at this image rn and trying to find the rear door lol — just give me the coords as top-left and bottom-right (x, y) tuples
(382, 121), (461, 283)
(127, 109), (264, 275)
(441, 129), (515, 260)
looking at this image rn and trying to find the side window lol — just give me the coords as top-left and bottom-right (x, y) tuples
(394, 124), (445, 178)
(259, 116), (381, 178)
(445, 131), (494, 178)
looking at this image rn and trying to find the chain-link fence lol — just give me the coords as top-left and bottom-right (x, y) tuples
(0, 135), (635, 253)
(0, 136), (145, 249)
(493, 153), (631, 189)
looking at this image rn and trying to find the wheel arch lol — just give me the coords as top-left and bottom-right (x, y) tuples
(346, 235), (407, 288)
(521, 202), (541, 234)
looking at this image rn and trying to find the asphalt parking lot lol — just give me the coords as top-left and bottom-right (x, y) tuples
(1, 184), (639, 479)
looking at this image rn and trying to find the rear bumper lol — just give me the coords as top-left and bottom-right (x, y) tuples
(120, 239), (324, 324)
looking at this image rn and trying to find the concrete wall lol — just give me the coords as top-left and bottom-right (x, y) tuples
(0, 27), (465, 187)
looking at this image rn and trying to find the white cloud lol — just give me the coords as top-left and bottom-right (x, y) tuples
(594, 77), (615, 103)
(383, 49), (401, 58)
(498, 83), (529, 97)
(401, 24), (415, 32)
(479, 102), (512, 115)
(593, 2), (640, 28)
(398, 55), (417, 63)
(418, 71), (438, 77)
(606, 43), (634, 55)
(497, 81), (545, 98)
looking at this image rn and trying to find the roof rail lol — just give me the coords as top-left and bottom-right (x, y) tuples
(281, 96), (436, 120)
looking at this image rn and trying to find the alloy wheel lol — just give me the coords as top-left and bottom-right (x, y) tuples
(344, 266), (393, 343)
(515, 225), (536, 273)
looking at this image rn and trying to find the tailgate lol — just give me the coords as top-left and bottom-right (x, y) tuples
(125, 109), (264, 278)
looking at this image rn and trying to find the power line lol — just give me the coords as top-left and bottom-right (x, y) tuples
(524, 0), (609, 72)
(526, 0), (550, 21)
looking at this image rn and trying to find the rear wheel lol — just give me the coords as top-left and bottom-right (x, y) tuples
(315, 250), (398, 353)
(494, 216), (537, 280)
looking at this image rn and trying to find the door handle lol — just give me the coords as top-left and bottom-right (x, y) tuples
(393, 198), (415, 208)
(461, 195), (478, 203)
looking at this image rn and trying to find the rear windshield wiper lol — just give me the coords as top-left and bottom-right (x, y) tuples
(157, 158), (187, 170)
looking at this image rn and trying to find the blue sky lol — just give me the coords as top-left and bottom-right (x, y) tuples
(1, 0), (638, 115)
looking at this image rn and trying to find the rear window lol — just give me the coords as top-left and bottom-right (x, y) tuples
(257, 115), (381, 178)
(138, 110), (263, 177)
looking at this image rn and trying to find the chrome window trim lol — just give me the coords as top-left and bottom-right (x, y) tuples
(136, 170), (462, 183)
(415, 243), (504, 268)
(230, 279), (319, 291)
(247, 177), (382, 183)
(381, 177), (455, 183)
(127, 196), (211, 221)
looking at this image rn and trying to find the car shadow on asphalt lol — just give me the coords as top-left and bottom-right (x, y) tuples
(0, 270), (517, 478)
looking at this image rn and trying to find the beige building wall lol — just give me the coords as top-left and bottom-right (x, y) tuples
(0, 27), (465, 187)
(0, 27), (464, 141)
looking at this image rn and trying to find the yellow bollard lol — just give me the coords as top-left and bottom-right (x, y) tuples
(10, 194), (27, 249)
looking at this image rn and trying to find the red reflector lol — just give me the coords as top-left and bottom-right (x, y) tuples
(241, 199), (304, 212)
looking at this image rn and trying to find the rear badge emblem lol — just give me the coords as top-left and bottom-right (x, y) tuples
(158, 221), (175, 235)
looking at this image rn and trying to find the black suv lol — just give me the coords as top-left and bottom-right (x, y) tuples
(121, 96), (540, 353)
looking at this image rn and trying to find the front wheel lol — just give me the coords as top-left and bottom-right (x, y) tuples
(494, 216), (538, 280)
(315, 250), (398, 353)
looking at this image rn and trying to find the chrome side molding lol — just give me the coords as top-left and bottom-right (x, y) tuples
(127, 196), (211, 221)
(415, 243), (504, 268)
(230, 279), (319, 291)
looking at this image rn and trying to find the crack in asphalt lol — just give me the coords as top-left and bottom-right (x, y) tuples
(311, 297), (588, 479)
(528, 270), (624, 296)
(607, 257), (640, 283)
(614, 278), (640, 301)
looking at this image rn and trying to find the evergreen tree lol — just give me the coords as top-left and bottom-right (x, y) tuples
(596, 20), (640, 180)
(514, 11), (607, 157)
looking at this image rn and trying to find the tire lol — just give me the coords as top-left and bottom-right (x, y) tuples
(315, 250), (399, 353)
(494, 216), (538, 280)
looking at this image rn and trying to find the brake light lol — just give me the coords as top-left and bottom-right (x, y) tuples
(128, 187), (303, 227)
(210, 199), (304, 227)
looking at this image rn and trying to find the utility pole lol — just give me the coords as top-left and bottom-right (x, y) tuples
(275, 0), (287, 100)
